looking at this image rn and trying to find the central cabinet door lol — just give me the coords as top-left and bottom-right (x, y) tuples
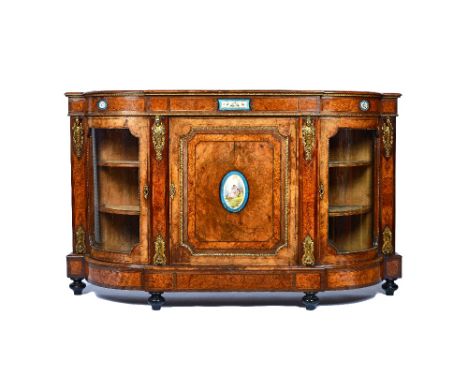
(169, 118), (298, 266)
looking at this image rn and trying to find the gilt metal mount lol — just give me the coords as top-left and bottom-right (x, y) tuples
(302, 116), (315, 161)
(72, 117), (84, 159)
(382, 226), (394, 256)
(382, 117), (394, 158)
(152, 116), (165, 160)
(169, 183), (176, 200)
(153, 234), (167, 265)
(302, 235), (315, 266)
(319, 182), (324, 200)
(74, 225), (86, 254)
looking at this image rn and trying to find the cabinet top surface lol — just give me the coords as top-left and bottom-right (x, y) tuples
(65, 90), (401, 97)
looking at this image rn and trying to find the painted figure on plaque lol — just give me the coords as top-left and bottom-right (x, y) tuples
(220, 170), (249, 213)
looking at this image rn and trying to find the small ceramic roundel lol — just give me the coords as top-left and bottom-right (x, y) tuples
(97, 99), (108, 110)
(220, 170), (249, 213)
(359, 99), (370, 111)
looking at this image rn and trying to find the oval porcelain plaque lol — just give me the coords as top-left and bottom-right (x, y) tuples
(220, 170), (249, 213)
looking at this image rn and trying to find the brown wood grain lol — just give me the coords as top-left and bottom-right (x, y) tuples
(150, 116), (169, 265)
(327, 263), (381, 289)
(70, 117), (89, 254)
(66, 254), (86, 278)
(176, 273), (294, 290)
(87, 116), (148, 130)
(251, 97), (298, 111)
(169, 117), (297, 266)
(170, 97), (217, 111)
(383, 254), (402, 279)
(298, 97), (320, 112)
(88, 96), (145, 112)
(381, 98), (397, 114)
(65, 90), (401, 297)
(68, 97), (86, 113)
(299, 116), (318, 264)
(83, 256), (383, 292)
(144, 272), (174, 290)
(295, 273), (321, 289)
(67, 91), (400, 116)
(88, 263), (143, 289)
(380, 116), (396, 255)
(187, 133), (280, 249)
(321, 97), (380, 113)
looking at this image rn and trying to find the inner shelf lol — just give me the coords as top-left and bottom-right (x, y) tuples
(329, 160), (371, 168)
(328, 128), (375, 253)
(329, 204), (371, 217)
(98, 160), (139, 168)
(99, 204), (140, 215)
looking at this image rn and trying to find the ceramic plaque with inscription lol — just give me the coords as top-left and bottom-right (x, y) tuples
(218, 98), (251, 111)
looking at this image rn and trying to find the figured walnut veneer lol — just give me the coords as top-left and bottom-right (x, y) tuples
(66, 90), (402, 303)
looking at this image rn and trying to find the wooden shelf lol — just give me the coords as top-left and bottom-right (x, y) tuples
(329, 160), (371, 168)
(93, 243), (137, 254)
(99, 204), (140, 215)
(98, 160), (139, 168)
(329, 205), (371, 217)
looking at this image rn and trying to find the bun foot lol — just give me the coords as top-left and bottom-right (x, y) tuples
(148, 292), (166, 310)
(302, 292), (320, 310)
(382, 279), (399, 296)
(69, 278), (86, 295)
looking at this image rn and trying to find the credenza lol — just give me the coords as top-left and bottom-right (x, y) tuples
(65, 90), (402, 310)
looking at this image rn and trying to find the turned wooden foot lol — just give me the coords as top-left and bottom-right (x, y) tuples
(382, 279), (399, 296)
(148, 292), (166, 310)
(302, 292), (320, 310)
(69, 278), (86, 295)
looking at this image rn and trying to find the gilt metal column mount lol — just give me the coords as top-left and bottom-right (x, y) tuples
(302, 116), (315, 161)
(152, 116), (165, 160)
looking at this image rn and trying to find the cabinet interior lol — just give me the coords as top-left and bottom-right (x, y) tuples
(92, 128), (140, 253)
(328, 128), (374, 253)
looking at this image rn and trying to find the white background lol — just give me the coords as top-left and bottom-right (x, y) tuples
(1, 0), (467, 381)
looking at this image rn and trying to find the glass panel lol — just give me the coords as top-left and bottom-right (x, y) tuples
(328, 129), (374, 253)
(91, 128), (140, 253)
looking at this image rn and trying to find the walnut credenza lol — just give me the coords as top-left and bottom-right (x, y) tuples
(65, 90), (402, 310)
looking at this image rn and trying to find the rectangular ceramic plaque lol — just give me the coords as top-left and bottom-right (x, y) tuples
(218, 98), (251, 111)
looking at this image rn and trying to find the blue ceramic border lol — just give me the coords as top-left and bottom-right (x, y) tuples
(218, 98), (251, 111)
(359, 99), (369, 111)
(219, 170), (249, 213)
(97, 98), (108, 110)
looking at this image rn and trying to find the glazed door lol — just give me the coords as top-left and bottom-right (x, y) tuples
(88, 118), (150, 264)
(169, 117), (298, 266)
(319, 118), (379, 264)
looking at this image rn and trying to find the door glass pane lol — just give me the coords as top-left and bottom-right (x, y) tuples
(328, 129), (374, 253)
(91, 128), (140, 253)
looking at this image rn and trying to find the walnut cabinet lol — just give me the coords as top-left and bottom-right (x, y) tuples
(65, 90), (402, 310)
